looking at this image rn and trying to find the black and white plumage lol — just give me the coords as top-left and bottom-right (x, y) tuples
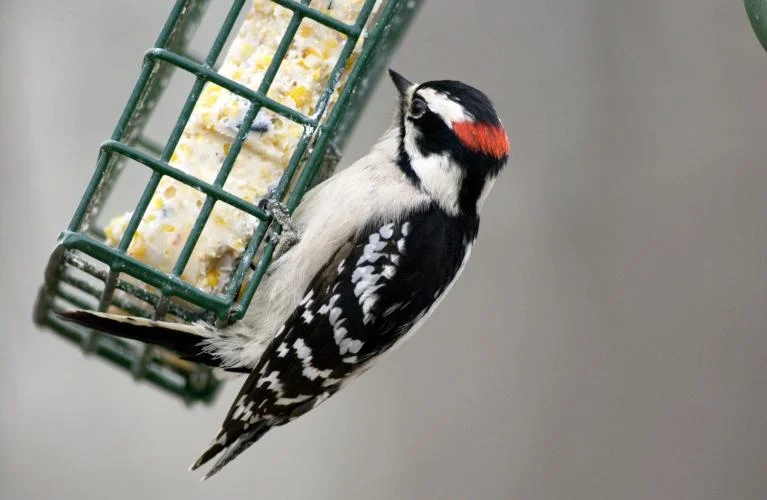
(58, 70), (510, 479)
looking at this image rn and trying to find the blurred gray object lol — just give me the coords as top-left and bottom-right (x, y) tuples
(1, 1), (766, 499)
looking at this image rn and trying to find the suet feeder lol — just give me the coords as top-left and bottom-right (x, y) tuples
(34, 0), (422, 405)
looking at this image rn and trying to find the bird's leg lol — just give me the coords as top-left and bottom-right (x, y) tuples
(265, 199), (300, 250)
(251, 191), (300, 270)
(248, 139), (343, 271)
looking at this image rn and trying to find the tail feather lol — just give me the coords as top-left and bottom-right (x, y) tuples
(191, 424), (269, 480)
(56, 310), (245, 371)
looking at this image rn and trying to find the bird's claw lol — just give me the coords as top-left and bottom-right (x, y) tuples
(251, 197), (300, 271)
(266, 199), (299, 248)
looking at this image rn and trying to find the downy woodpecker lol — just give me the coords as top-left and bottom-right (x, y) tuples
(59, 70), (510, 479)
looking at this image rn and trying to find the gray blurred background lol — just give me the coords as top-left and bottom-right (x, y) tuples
(2, 1), (767, 499)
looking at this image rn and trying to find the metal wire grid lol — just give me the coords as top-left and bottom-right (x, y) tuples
(34, 0), (422, 404)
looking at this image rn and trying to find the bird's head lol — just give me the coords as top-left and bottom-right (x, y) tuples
(388, 69), (509, 217)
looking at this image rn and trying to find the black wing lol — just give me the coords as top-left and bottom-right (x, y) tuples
(193, 205), (477, 479)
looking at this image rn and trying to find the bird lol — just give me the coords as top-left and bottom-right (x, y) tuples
(58, 69), (510, 479)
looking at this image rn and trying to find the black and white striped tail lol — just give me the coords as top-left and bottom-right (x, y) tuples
(190, 423), (269, 480)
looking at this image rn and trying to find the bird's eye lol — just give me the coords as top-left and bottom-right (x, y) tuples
(410, 97), (427, 119)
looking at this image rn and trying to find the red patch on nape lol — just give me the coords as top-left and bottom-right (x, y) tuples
(453, 121), (510, 159)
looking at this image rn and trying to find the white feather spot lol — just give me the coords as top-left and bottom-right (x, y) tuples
(348, 340), (363, 354)
(293, 338), (311, 359)
(351, 265), (375, 284)
(328, 307), (343, 326)
(232, 395), (251, 420)
(319, 294), (341, 316)
(362, 293), (378, 324)
(329, 294), (340, 307)
(277, 342), (289, 358)
(379, 223), (394, 239)
(382, 265), (396, 279)
(365, 252), (387, 263)
(301, 310), (314, 324)
(333, 325), (348, 344)
(257, 370), (284, 396)
(339, 338), (363, 354)
(304, 365), (333, 381)
(354, 278), (382, 299)
(293, 338), (333, 380)
(365, 240), (387, 253)
(275, 394), (312, 406)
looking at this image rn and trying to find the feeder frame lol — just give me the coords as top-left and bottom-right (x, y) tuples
(34, 0), (422, 404)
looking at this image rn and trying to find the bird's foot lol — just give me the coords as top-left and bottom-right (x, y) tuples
(265, 199), (300, 248)
(252, 197), (300, 270)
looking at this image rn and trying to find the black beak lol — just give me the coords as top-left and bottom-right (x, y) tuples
(388, 69), (413, 98)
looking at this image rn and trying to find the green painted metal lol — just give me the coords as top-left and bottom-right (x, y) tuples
(745, 0), (767, 51)
(34, 0), (423, 405)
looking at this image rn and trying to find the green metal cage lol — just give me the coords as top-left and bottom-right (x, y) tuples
(34, 0), (422, 405)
